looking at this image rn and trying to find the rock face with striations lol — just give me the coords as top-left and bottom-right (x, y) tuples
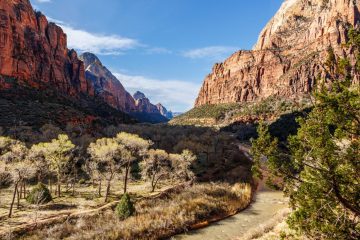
(195, 0), (360, 106)
(80, 54), (171, 121)
(133, 91), (160, 114)
(79, 52), (137, 112)
(0, 0), (172, 125)
(0, 0), (93, 96)
(156, 103), (173, 119)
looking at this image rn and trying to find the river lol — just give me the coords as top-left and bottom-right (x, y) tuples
(172, 191), (286, 240)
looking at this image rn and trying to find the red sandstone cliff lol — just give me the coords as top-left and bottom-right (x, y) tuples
(0, 0), (94, 96)
(195, 0), (360, 106)
(0, 0), (169, 124)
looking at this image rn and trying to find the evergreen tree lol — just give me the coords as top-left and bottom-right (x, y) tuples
(115, 193), (135, 220)
(251, 29), (360, 239)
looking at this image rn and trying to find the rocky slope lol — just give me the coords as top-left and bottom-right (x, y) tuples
(195, 0), (360, 106)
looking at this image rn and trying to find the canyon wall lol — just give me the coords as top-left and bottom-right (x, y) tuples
(0, 0), (170, 124)
(195, 0), (360, 106)
(0, 0), (93, 96)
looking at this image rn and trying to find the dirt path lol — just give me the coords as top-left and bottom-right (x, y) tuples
(172, 191), (286, 240)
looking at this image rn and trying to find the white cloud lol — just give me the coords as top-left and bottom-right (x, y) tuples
(46, 17), (139, 55)
(36, 0), (51, 3)
(182, 46), (238, 60)
(145, 47), (172, 55)
(114, 73), (200, 112)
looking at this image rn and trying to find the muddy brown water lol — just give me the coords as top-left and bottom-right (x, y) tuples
(172, 191), (286, 240)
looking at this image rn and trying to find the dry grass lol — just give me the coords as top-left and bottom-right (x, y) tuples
(20, 183), (251, 240)
(0, 180), (173, 237)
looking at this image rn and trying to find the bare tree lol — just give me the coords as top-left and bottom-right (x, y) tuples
(88, 138), (122, 202)
(37, 135), (75, 197)
(142, 149), (171, 192)
(170, 150), (196, 182)
(2, 139), (35, 217)
(115, 132), (152, 193)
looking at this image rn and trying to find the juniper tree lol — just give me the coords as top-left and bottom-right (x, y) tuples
(251, 30), (360, 239)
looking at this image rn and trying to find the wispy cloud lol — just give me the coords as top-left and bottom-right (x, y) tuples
(114, 73), (200, 112)
(145, 47), (172, 55)
(47, 17), (139, 55)
(36, 0), (52, 3)
(182, 46), (238, 60)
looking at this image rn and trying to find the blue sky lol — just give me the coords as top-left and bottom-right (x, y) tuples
(30, 0), (283, 112)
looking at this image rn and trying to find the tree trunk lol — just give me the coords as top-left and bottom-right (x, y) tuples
(57, 178), (61, 198)
(72, 181), (75, 196)
(151, 174), (156, 192)
(124, 166), (130, 194)
(19, 182), (23, 199)
(105, 179), (111, 203)
(23, 182), (26, 199)
(49, 179), (52, 194)
(9, 182), (19, 218)
(98, 179), (102, 197)
(16, 184), (20, 209)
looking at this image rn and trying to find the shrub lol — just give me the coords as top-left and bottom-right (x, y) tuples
(0, 172), (12, 189)
(115, 193), (135, 220)
(78, 179), (86, 185)
(26, 183), (52, 205)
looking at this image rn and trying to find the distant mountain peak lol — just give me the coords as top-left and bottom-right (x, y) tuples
(156, 103), (173, 119)
(133, 91), (147, 100)
(79, 52), (102, 68)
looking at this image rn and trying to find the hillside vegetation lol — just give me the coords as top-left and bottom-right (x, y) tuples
(171, 96), (311, 127)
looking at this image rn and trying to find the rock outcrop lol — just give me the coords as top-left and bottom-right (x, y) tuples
(79, 52), (137, 112)
(133, 91), (160, 114)
(195, 0), (360, 106)
(0, 0), (93, 96)
(156, 103), (173, 119)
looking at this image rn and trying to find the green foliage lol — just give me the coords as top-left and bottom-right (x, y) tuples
(171, 97), (311, 127)
(26, 183), (52, 205)
(115, 193), (135, 220)
(172, 103), (240, 125)
(130, 160), (142, 180)
(252, 30), (360, 239)
(78, 179), (86, 185)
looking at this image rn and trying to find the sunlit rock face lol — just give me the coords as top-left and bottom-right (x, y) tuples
(80, 52), (137, 112)
(80, 54), (172, 122)
(156, 103), (173, 119)
(195, 0), (360, 106)
(133, 91), (160, 114)
(0, 0), (93, 96)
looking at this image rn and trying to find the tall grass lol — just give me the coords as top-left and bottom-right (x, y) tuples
(22, 183), (251, 240)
